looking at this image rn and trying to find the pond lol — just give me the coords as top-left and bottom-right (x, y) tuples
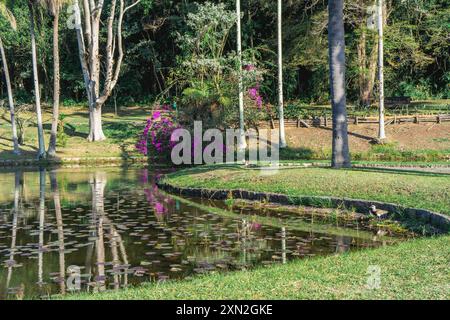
(0, 167), (412, 299)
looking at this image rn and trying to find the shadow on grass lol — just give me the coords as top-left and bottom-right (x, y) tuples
(68, 106), (151, 121)
(164, 164), (245, 180)
(347, 166), (450, 178)
(279, 147), (318, 160)
(319, 125), (374, 142)
(165, 161), (450, 184)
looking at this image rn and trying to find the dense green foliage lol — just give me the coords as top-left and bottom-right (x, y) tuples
(0, 0), (448, 109)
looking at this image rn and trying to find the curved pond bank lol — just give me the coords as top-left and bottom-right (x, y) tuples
(157, 166), (450, 232)
(0, 167), (407, 299)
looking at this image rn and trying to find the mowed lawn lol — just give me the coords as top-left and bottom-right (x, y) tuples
(0, 105), (149, 160)
(163, 167), (450, 215)
(63, 236), (450, 300)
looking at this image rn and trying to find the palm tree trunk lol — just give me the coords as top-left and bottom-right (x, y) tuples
(377, 0), (386, 140)
(328, 0), (351, 168)
(48, 12), (60, 157)
(277, 0), (287, 148)
(28, 2), (46, 159)
(236, 0), (246, 151)
(0, 36), (20, 154)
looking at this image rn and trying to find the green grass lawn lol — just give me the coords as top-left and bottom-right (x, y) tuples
(162, 167), (450, 215)
(62, 236), (450, 300)
(0, 105), (150, 160)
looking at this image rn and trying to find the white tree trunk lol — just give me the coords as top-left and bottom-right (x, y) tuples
(236, 0), (246, 151)
(88, 107), (106, 142)
(0, 36), (20, 155)
(74, 0), (141, 142)
(48, 12), (60, 157)
(28, 2), (46, 158)
(278, 0), (287, 148)
(377, 0), (386, 140)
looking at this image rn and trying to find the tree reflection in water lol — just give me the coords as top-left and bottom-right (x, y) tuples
(0, 168), (406, 299)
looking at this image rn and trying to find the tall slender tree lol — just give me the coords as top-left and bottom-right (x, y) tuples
(41, 0), (66, 156)
(236, 0), (246, 150)
(377, 0), (386, 140)
(28, 0), (46, 159)
(328, 0), (351, 168)
(277, 0), (287, 148)
(0, 1), (20, 154)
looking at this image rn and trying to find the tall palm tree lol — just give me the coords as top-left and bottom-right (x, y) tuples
(328, 0), (351, 168)
(0, 1), (20, 154)
(28, 0), (46, 159)
(377, 0), (386, 140)
(41, 0), (65, 157)
(277, 0), (287, 148)
(236, 0), (246, 151)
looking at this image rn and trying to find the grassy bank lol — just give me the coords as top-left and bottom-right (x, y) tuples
(63, 236), (450, 300)
(0, 105), (149, 160)
(162, 167), (450, 214)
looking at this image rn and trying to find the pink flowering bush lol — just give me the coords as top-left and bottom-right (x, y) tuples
(136, 105), (180, 161)
(248, 85), (263, 109)
(221, 62), (268, 130)
(243, 63), (265, 108)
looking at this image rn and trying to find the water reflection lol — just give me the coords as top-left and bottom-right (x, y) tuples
(0, 167), (408, 299)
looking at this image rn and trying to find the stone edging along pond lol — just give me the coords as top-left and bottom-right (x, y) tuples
(156, 179), (450, 232)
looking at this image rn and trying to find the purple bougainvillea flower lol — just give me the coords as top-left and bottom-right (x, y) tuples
(244, 64), (255, 71)
(152, 111), (161, 120)
(154, 202), (165, 215)
(250, 222), (262, 231)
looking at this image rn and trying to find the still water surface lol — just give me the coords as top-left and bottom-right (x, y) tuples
(0, 167), (407, 299)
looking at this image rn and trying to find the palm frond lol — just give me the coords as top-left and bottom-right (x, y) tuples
(39, 0), (70, 16)
(0, 1), (17, 30)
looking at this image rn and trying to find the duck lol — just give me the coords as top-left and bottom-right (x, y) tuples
(369, 205), (389, 219)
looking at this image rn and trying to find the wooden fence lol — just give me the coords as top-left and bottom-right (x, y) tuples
(262, 114), (450, 129)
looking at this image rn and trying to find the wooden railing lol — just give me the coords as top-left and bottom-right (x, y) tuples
(262, 114), (450, 129)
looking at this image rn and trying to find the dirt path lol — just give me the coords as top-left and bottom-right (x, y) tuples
(285, 122), (450, 152)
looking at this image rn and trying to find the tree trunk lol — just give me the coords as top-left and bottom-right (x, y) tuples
(361, 41), (379, 107)
(377, 0), (386, 140)
(48, 12), (60, 157)
(28, 2), (46, 159)
(88, 106), (106, 142)
(357, 28), (367, 106)
(236, 0), (246, 151)
(328, 0), (351, 168)
(0, 36), (20, 155)
(278, 0), (287, 148)
(73, 0), (140, 143)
